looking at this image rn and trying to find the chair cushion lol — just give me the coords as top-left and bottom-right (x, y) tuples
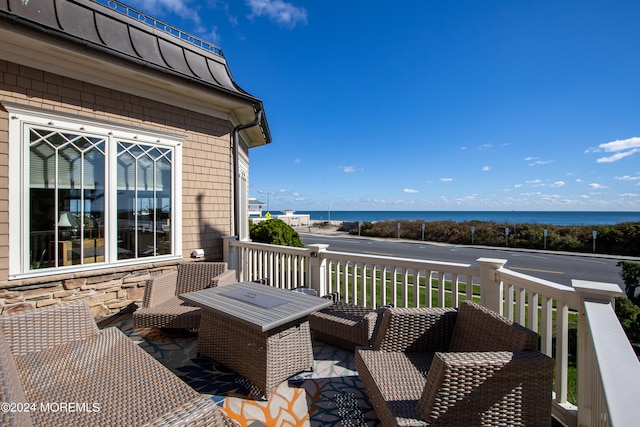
(356, 347), (434, 427)
(448, 301), (538, 352)
(133, 297), (201, 329)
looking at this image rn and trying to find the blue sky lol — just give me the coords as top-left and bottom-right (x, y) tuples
(124, 0), (640, 212)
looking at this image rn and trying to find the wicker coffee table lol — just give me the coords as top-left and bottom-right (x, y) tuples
(179, 281), (333, 399)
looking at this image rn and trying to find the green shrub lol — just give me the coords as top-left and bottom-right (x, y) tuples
(349, 220), (640, 256)
(615, 297), (640, 344)
(249, 219), (304, 248)
(617, 260), (640, 304)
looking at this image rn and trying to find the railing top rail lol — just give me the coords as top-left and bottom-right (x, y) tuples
(585, 300), (640, 426)
(323, 250), (480, 274)
(498, 267), (578, 307)
(229, 240), (310, 256)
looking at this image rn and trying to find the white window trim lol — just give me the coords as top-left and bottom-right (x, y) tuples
(238, 156), (249, 241)
(5, 102), (184, 279)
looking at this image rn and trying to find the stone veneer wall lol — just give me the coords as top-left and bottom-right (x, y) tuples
(0, 261), (180, 318)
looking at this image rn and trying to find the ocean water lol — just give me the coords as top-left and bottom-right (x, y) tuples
(296, 211), (640, 226)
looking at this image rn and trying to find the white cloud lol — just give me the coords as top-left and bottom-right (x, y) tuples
(615, 175), (640, 181)
(597, 150), (640, 163)
(525, 179), (544, 187)
(482, 166), (490, 172)
(528, 160), (554, 166)
(600, 136), (640, 151)
(455, 194), (478, 203)
(524, 156), (534, 161)
(403, 188), (419, 193)
(246, 0), (307, 28)
(478, 144), (493, 150)
(551, 181), (565, 187)
(589, 136), (640, 163)
(620, 193), (640, 197)
(340, 166), (362, 173)
(440, 178), (453, 182)
(588, 183), (608, 189)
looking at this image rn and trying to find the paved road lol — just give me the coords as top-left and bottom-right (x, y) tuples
(299, 232), (636, 291)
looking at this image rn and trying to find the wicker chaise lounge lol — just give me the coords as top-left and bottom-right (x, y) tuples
(355, 300), (554, 426)
(133, 262), (236, 330)
(0, 301), (237, 427)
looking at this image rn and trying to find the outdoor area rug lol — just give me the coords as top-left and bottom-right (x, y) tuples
(100, 313), (379, 426)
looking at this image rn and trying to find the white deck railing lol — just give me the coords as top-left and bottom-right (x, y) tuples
(223, 236), (640, 426)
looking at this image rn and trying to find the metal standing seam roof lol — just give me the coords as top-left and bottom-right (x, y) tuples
(0, 0), (271, 144)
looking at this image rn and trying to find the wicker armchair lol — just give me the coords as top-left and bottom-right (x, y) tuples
(355, 300), (553, 426)
(133, 262), (236, 330)
(0, 301), (237, 427)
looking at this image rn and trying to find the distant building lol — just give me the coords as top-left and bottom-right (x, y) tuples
(250, 210), (310, 227)
(248, 198), (266, 217)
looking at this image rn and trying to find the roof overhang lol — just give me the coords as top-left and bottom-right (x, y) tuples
(0, 0), (271, 147)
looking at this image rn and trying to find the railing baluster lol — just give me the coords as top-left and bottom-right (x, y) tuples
(401, 267), (409, 308)
(437, 271), (445, 308)
(516, 286), (526, 326)
(505, 283), (515, 321)
(363, 264), (369, 307)
(451, 273), (459, 308)
(343, 261), (350, 302)
(466, 274), (474, 302)
(556, 302), (569, 404)
(414, 269), (420, 308)
(528, 292), (539, 333)
(371, 265), (378, 308)
(355, 262), (359, 302)
(293, 254), (299, 288)
(381, 265), (388, 307)
(541, 296), (553, 357)
(427, 270), (434, 308)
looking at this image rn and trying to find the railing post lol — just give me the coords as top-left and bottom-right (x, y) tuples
(572, 279), (623, 427)
(222, 235), (239, 275)
(476, 258), (507, 315)
(308, 244), (329, 296)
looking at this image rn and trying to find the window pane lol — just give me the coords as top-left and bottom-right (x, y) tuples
(82, 146), (105, 263)
(156, 156), (172, 255)
(29, 129), (106, 270)
(117, 141), (172, 260)
(117, 149), (136, 259)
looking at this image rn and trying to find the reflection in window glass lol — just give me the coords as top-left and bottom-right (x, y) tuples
(29, 129), (106, 269)
(117, 141), (172, 260)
